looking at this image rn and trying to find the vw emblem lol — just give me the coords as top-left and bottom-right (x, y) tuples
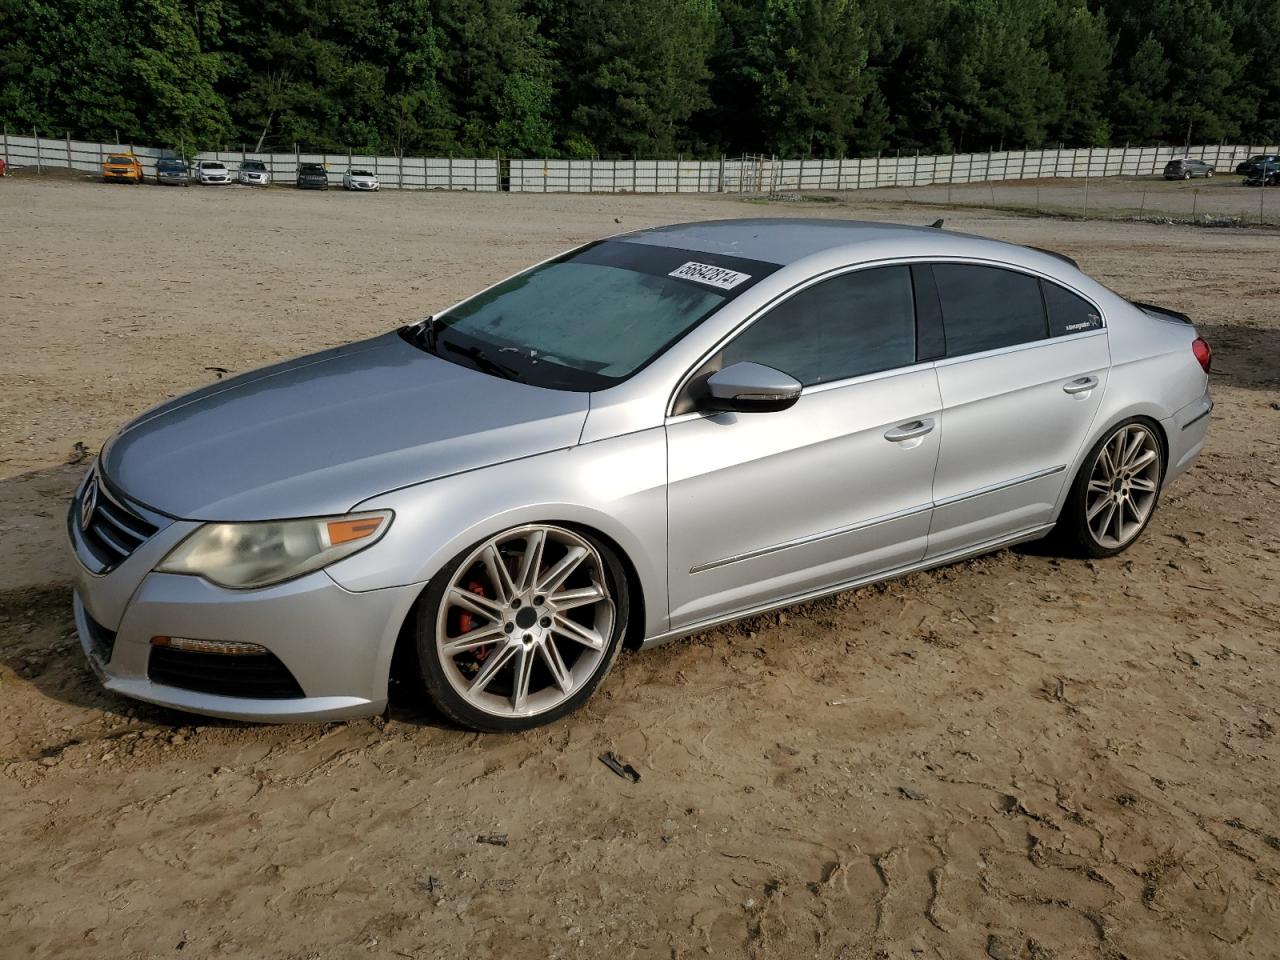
(80, 475), (99, 532)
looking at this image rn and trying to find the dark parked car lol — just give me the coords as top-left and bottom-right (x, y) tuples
(296, 163), (328, 190)
(1163, 158), (1215, 180)
(155, 158), (190, 186)
(1235, 154), (1279, 177)
(1244, 165), (1280, 187)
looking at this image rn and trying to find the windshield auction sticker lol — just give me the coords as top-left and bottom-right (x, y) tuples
(668, 261), (752, 290)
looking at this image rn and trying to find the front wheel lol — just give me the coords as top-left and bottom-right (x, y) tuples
(1205, 169), (1214, 178)
(1057, 419), (1165, 558)
(415, 524), (629, 732)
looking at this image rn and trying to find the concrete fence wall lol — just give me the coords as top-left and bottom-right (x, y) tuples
(3, 132), (1277, 194)
(0, 133), (499, 190)
(510, 144), (1280, 193)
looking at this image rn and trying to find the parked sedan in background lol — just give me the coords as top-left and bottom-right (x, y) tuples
(102, 153), (144, 184)
(154, 158), (190, 187)
(342, 169), (380, 191)
(1235, 154), (1279, 176)
(296, 163), (329, 190)
(238, 159), (271, 186)
(67, 219), (1212, 732)
(1163, 157), (1214, 180)
(194, 161), (231, 185)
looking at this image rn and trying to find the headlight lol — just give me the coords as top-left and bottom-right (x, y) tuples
(157, 511), (392, 589)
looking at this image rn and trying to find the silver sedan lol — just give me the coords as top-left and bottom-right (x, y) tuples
(68, 219), (1213, 731)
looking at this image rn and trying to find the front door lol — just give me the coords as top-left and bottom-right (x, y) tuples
(665, 265), (943, 629)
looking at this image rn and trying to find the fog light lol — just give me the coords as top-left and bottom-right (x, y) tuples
(151, 636), (268, 656)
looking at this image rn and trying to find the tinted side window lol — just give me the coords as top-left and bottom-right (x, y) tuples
(721, 266), (916, 386)
(1043, 282), (1103, 337)
(933, 264), (1047, 356)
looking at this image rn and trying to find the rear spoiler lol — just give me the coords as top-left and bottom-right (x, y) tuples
(1131, 301), (1192, 325)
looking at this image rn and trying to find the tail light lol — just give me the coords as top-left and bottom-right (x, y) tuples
(1192, 337), (1212, 374)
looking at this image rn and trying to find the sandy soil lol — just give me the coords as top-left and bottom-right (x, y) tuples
(1, 176), (1278, 959)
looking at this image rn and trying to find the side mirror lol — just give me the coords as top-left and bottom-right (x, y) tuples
(701, 361), (802, 413)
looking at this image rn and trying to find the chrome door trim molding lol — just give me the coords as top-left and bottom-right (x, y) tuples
(930, 329), (1107, 369)
(689, 502), (933, 574)
(665, 256), (1108, 418)
(645, 521), (1057, 648)
(932, 464), (1067, 508)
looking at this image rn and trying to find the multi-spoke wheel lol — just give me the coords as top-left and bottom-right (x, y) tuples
(1059, 419), (1165, 557)
(414, 524), (629, 731)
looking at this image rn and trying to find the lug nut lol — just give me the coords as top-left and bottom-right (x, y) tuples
(534, 595), (545, 605)
(511, 598), (522, 609)
(540, 616), (551, 628)
(504, 622), (514, 634)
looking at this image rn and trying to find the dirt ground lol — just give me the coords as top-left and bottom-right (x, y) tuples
(1, 176), (1278, 960)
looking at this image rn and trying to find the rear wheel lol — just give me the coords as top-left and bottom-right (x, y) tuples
(1057, 419), (1165, 558)
(415, 524), (629, 732)
(1183, 171), (1192, 180)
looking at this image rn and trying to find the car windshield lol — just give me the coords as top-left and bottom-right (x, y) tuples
(351, 170), (373, 177)
(157, 160), (184, 170)
(301, 164), (325, 173)
(242, 161), (265, 170)
(107, 156), (133, 164)
(203, 162), (225, 170)
(417, 241), (779, 391)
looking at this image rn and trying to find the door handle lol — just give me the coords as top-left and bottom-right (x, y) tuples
(1063, 376), (1098, 395)
(884, 418), (935, 442)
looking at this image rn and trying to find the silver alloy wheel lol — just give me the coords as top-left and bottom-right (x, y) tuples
(435, 525), (615, 718)
(1084, 424), (1161, 549)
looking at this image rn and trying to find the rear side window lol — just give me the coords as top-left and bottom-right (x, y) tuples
(721, 266), (916, 386)
(933, 264), (1046, 356)
(1043, 282), (1103, 337)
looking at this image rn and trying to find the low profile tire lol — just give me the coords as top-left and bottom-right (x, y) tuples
(1183, 171), (1192, 180)
(1058, 419), (1165, 558)
(1206, 169), (1214, 178)
(415, 524), (630, 732)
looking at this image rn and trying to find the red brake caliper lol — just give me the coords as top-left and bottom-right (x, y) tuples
(458, 580), (491, 661)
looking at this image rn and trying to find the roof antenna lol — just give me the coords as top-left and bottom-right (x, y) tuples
(929, 218), (945, 229)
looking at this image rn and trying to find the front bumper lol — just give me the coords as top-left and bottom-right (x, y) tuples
(68, 483), (422, 722)
(239, 174), (270, 185)
(297, 180), (328, 189)
(348, 181), (379, 190)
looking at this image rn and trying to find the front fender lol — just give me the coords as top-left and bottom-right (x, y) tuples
(326, 428), (670, 638)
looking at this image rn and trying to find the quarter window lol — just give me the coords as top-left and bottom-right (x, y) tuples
(720, 266), (916, 386)
(933, 264), (1047, 356)
(1043, 282), (1103, 337)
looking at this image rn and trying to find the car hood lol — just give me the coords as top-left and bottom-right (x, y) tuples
(102, 332), (591, 521)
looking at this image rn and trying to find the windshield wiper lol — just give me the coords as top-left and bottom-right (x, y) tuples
(443, 340), (524, 382)
(401, 316), (442, 354)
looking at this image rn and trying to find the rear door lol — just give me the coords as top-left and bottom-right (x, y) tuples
(665, 265), (942, 629)
(924, 263), (1110, 558)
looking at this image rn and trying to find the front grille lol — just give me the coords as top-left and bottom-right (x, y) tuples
(83, 609), (117, 662)
(77, 477), (159, 570)
(149, 646), (305, 700)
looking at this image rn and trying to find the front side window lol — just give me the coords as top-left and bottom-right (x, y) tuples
(933, 264), (1047, 356)
(419, 241), (779, 391)
(720, 266), (917, 386)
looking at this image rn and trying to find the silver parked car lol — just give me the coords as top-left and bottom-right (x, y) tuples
(68, 220), (1213, 731)
(342, 168), (380, 191)
(237, 159), (271, 186)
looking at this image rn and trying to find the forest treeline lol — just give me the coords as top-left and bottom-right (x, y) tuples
(1, 0), (1276, 159)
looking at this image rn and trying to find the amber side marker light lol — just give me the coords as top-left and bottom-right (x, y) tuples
(151, 636), (268, 656)
(327, 517), (385, 546)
